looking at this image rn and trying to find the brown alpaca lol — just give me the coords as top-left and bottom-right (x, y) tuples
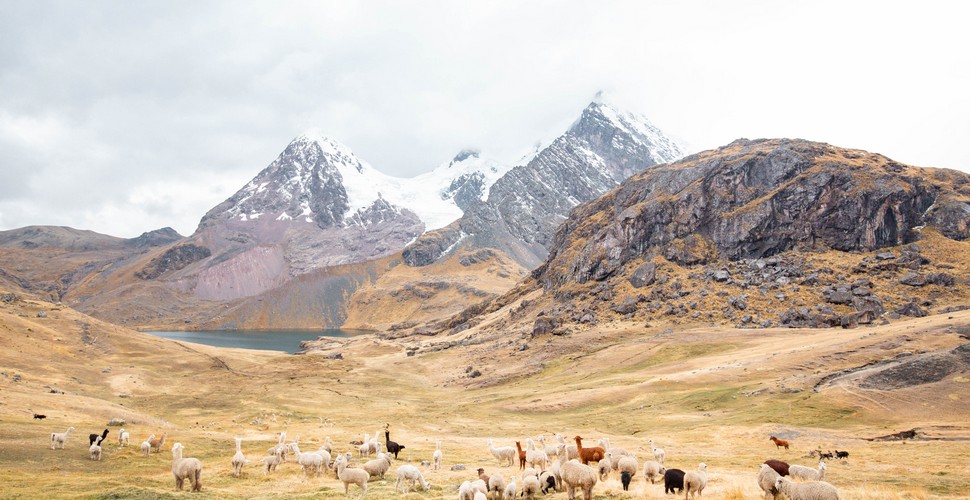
(573, 436), (605, 465)
(514, 441), (527, 470)
(150, 432), (168, 453)
(769, 436), (790, 450)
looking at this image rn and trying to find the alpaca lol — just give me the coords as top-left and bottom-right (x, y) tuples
(335, 455), (369, 495)
(432, 439), (443, 471)
(89, 429), (109, 446)
(150, 432), (168, 453)
(89, 435), (104, 460)
(573, 436), (605, 465)
(261, 448), (284, 475)
(769, 436), (790, 450)
(118, 428), (130, 447)
(514, 441), (527, 470)
(231, 437), (250, 477)
(385, 424), (405, 459)
(140, 434), (155, 456)
(171, 442), (203, 492)
(50, 426), (75, 450)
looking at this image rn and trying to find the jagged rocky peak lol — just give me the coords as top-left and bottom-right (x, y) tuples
(125, 227), (183, 248)
(534, 138), (970, 288)
(449, 148), (481, 166)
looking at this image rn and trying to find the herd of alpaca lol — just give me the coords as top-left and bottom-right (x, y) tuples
(43, 423), (847, 497)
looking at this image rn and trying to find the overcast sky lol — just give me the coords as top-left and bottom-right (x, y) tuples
(1, 1), (968, 238)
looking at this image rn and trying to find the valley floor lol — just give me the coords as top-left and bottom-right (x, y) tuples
(1, 294), (969, 498)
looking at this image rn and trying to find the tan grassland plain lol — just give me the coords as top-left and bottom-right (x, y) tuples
(1, 292), (969, 499)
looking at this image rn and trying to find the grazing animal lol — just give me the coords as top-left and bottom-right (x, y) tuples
(834, 450), (849, 460)
(459, 480), (477, 500)
(643, 460), (666, 484)
(770, 436), (790, 450)
(50, 426), (75, 450)
(487, 439), (516, 467)
(488, 471), (507, 500)
(774, 476), (840, 500)
(33, 413), (47, 420)
(89, 429), (109, 447)
(539, 471), (558, 493)
(171, 442), (203, 492)
(231, 437), (249, 477)
(524, 438), (549, 470)
(764, 459), (790, 476)
(477, 467), (490, 485)
(820, 451), (835, 460)
(620, 470), (632, 491)
(396, 464), (430, 493)
(683, 462), (708, 499)
(573, 436), (605, 465)
(289, 442), (325, 477)
(514, 441), (527, 470)
(150, 432), (168, 453)
(432, 439), (443, 471)
(503, 475), (517, 500)
(118, 428), (130, 447)
(790, 461), (827, 481)
(758, 463), (783, 500)
(335, 455), (369, 495)
(362, 452), (392, 479)
(384, 425), (405, 459)
(663, 468), (686, 495)
(648, 438), (666, 464)
(89, 435), (104, 460)
(140, 434), (155, 456)
(555, 433), (579, 460)
(260, 448), (283, 475)
(559, 457), (598, 500)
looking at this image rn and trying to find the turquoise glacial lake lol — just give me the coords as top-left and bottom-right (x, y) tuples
(144, 329), (359, 354)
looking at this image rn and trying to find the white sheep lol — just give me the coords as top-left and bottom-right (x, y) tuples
(140, 434), (155, 456)
(290, 442), (325, 477)
(555, 433), (579, 460)
(487, 438), (516, 467)
(118, 428), (130, 447)
(171, 442), (203, 492)
(89, 435), (104, 460)
(335, 454), (369, 495)
(231, 437), (250, 477)
(758, 463), (782, 500)
(790, 461), (827, 481)
(488, 472), (507, 500)
(684, 462), (708, 499)
(773, 477), (840, 500)
(643, 460), (665, 484)
(362, 452), (392, 479)
(50, 426), (75, 450)
(503, 475), (517, 500)
(432, 439), (443, 471)
(261, 448), (284, 475)
(559, 458), (598, 500)
(395, 464), (430, 493)
(648, 439), (665, 464)
(521, 471), (540, 500)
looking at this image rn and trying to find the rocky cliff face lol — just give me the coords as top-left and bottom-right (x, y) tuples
(404, 100), (685, 269)
(534, 138), (970, 288)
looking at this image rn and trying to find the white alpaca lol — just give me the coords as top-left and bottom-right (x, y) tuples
(648, 439), (665, 464)
(171, 442), (203, 492)
(117, 428), (130, 447)
(140, 434), (155, 456)
(231, 437), (250, 477)
(260, 448), (284, 475)
(89, 435), (104, 460)
(267, 431), (288, 462)
(50, 426), (75, 450)
(432, 439), (443, 471)
(335, 455), (369, 495)
(396, 464), (430, 493)
(290, 442), (325, 477)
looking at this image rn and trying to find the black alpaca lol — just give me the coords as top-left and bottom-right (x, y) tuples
(89, 428), (109, 446)
(33, 413), (47, 420)
(834, 450), (849, 460)
(384, 426), (405, 459)
(620, 470), (632, 491)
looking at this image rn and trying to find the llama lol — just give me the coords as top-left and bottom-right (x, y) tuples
(573, 436), (605, 465)
(514, 441), (528, 470)
(171, 442), (203, 492)
(50, 427), (75, 450)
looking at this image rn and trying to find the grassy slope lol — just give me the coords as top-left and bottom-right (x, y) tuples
(1, 292), (969, 498)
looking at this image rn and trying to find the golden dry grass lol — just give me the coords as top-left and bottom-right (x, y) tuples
(1, 292), (969, 498)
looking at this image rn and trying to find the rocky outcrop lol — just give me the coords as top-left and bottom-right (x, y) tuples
(134, 244), (212, 280)
(534, 139), (970, 288)
(123, 227), (184, 248)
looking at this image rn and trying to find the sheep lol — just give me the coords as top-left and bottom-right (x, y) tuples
(684, 463), (708, 499)
(773, 477), (840, 500)
(548, 449), (565, 491)
(514, 441), (527, 470)
(648, 439), (666, 464)
(643, 460), (666, 484)
(770, 436), (790, 450)
(616, 455), (638, 479)
(555, 433), (579, 460)
(432, 439), (443, 471)
(524, 438), (548, 470)
(834, 450), (849, 460)
(573, 436), (605, 465)
(621, 470), (632, 491)
(118, 428), (130, 447)
(384, 429), (405, 459)
(487, 439), (516, 467)
(289, 442), (325, 477)
(503, 475), (517, 500)
(521, 470), (540, 500)
(758, 463), (783, 500)
(539, 471), (558, 494)
(362, 452), (392, 479)
(231, 437), (250, 477)
(664, 468), (686, 495)
(459, 480), (477, 500)
(89, 429), (109, 446)
(764, 459), (790, 477)
(335, 454), (369, 495)
(790, 461), (827, 482)
(171, 442), (203, 492)
(50, 426), (75, 450)
(395, 463), (430, 493)
(150, 432), (168, 453)
(89, 435), (104, 460)
(140, 434), (155, 456)
(260, 448), (283, 475)
(559, 458), (598, 500)
(488, 472), (507, 500)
